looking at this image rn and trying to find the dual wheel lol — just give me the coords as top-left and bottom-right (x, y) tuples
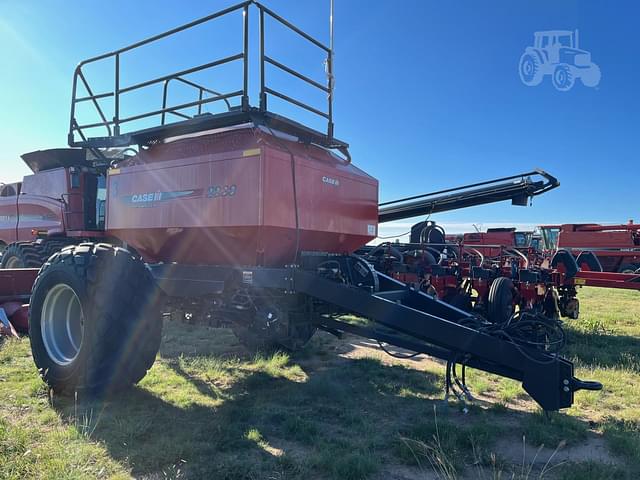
(29, 243), (162, 394)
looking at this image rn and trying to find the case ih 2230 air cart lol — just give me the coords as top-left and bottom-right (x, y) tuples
(0, 2), (600, 410)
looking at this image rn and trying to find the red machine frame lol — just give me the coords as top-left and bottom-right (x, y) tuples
(540, 222), (640, 273)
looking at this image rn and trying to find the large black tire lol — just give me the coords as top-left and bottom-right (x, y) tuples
(487, 277), (515, 325)
(0, 242), (46, 268)
(40, 238), (78, 260)
(29, 243), (162, 395)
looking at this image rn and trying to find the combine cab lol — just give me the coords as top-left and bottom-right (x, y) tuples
(0, 149), (109, 267)
(0, 2), (601, 411)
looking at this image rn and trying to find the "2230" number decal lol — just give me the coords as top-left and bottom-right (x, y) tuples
(207, 184), (237, 198)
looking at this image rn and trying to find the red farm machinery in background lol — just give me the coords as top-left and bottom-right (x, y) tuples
(445, 222), (640, 274)
(0, 1), (601, 411)
(362, 213), (640, 337)
(458, 228), (541, 259)
(539, 222), (640, 273)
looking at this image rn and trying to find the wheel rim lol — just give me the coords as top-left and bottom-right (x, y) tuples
(5, 256), (23, 268)
(41, 284), (84, 366)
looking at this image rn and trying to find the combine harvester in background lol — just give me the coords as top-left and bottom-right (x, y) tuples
(539, 222), (640, 273)
(0, 1), (601, 412)
(452, 227), (542, 261)
(447, 222), (640, 274)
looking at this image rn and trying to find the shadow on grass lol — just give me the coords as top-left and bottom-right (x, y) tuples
(564, 327), (640, 372)
(48, 323), (609, 479)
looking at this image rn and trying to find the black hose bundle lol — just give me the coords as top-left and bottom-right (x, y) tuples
(442, 309), (566, 405)
(481, 310), (566, 356)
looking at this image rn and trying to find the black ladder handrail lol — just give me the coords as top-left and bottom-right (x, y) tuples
(68, 1), (335, 148)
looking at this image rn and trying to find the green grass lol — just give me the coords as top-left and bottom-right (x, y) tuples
(520, 410), (588, 447)
(555, 461), (630, 480)
(1, 287), (639, 478)
(394, 406), (501, 471)
(601, 418), (640, 467)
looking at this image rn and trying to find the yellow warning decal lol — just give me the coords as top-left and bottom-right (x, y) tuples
(109, 168), (121, 175)
(574, 278), (586, 285)
(242, 148), (261, 157)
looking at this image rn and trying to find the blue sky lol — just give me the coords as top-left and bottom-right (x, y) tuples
(1, 1), (638, 236)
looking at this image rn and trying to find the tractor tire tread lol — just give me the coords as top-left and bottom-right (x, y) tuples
(487, 277), (515, 325)
(0, 242), (47, 268)
(29, 243), (161, 395)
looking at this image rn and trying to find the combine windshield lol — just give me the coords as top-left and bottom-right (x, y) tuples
(530, 237), (542, 251)
(514, 232), (532, 248)
(541, 227), (560, 250)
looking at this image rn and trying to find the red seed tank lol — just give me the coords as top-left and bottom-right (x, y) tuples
(106, 126), (379, 266)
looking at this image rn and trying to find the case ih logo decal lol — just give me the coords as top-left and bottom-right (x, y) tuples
(322, 176), (340, 186)
(132, 192), (163, 203)
(121, 190), (199, 207)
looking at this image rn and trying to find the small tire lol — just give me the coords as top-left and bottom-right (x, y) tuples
(487, 277), (515, 325)
(0, 242), (46, 269)
(29, 243), (162, 395)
